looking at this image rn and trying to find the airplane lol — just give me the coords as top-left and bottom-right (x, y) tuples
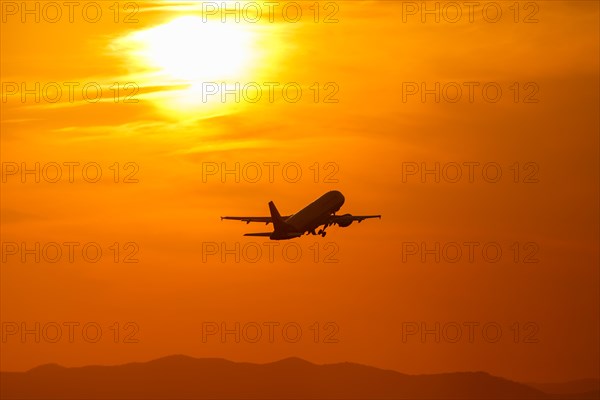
(221, 190), (381, 240)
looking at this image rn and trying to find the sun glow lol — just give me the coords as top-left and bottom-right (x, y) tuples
(115, 15), (272, 115)
(133, 16), (256, 82)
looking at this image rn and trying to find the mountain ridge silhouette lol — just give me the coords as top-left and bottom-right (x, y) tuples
(1, 355), (598, 399)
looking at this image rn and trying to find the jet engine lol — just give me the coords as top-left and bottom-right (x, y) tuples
(336, 214), (354, 227)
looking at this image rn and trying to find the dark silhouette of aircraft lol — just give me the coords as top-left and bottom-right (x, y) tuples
(221, 190), (381, 240)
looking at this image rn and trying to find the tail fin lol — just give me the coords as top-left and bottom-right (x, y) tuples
(268, 201), (302, 240)
(268, 201), (286, 232)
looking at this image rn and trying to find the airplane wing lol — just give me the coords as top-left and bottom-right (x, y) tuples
(328, 214), (381, 226)
(221, 216), (291, 225)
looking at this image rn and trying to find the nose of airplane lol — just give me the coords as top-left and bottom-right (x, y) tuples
(330, 190), (345, 206)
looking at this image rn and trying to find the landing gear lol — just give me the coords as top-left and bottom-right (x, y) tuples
(317, 229), (327, 237)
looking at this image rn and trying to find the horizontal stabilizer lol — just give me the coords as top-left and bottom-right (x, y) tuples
(244, 232), (273, 237)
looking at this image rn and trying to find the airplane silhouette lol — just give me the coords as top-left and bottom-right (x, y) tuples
(221, 190), (381, 240)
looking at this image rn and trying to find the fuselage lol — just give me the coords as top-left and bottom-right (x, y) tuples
(285, 190), (345, 233)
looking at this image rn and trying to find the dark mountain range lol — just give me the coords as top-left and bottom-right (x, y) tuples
(1, 355), (596, 399)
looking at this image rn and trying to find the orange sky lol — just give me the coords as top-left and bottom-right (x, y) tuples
(1, 0), (599, 384)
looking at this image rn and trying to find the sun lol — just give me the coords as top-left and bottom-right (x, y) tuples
(130, 16), (257, 83)
(113, 14), (283, 116)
